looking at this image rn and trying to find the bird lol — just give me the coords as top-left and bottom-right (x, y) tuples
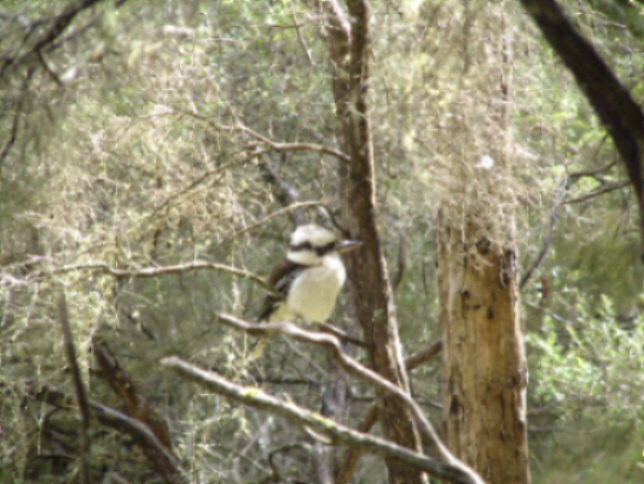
(257, 224), (362, 325)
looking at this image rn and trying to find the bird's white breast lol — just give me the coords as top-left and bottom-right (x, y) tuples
(286, 254), (346, 323)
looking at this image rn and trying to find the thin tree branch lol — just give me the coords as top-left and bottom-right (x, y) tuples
(147, 157), (249, 220)
(520, 181), (565, 289)
(54, 261), (279, 295)
(315, 321), (369, 348)
(238, 121), (350, 163)
(336, 338), (443, 484)
(290, 6), (315, 66)
(255, 151), (308, 226)
(405, 339), (443, 371)
(56, 293), (90, 484)
(219, 201), (325, 245)
(563, 180), (629, 205)
(390, 230), (408, 292)
(567, 159), (616, 181)
(175, 109), (350, 163)
(35, 48), (64, 86)
(0, 67), (34, 171)
(93, 339), (173, 452)
(335, 403), (379, 484)
(161, 356), (482, 484)
(212, 313), (483, 483)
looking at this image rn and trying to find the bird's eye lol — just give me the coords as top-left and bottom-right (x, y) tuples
(290, 241), (313, 252)
(316, 242), (336, 256)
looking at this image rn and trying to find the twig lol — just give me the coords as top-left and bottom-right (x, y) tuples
(147, 157), (247, 220)
(54, 261), (280, 296)
(161, 356), (482, 484)
(175, 109), (350, 163)
(520, 181), (565, 290)
(405, 339), (443, 370)
(93, 339), (173, 452)
(0, 68), (34, 171)
(315, 321), (369, 348)
(57, 293), (90, 484)
(390, 230), (408, 292)
(212, 313), (482, 483)
(0, 0), (103, 79)
(219, 201), (325, 245)
(36, 48), (64, 86)
(290, 6), (315, 66)
(563, 180), (629, 205)
(567, 158), (615, 180)
(255, 152), (308, 225)
(263, 443), (311, 484)
(239, 122), (350, 162)
(336, 403), (379, 484)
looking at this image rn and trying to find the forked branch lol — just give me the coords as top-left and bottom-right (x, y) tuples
(161, 355), (481, 484)
(210, 313), (483, 484)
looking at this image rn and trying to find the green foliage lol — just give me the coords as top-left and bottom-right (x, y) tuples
(528, 293), (644, 482)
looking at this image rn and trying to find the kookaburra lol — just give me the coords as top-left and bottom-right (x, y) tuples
(258, 224), (361, 324)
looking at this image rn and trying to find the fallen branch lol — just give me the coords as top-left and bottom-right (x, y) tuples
(161, 356), (481, 484)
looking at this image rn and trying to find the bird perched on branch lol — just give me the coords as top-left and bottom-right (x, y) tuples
(258, 224), (362, 325)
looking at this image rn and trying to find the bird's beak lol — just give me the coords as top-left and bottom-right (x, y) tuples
(337, 240), (363, 254)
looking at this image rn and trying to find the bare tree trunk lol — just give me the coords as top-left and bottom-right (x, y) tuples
(318, 1), (426, 483)
(436, 3), (530, 483)
(437, 213), (530, 484)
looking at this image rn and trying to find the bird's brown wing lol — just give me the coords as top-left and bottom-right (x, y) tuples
(257, 259), (304, 322)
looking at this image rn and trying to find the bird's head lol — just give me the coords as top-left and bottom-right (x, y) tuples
(286, 224), (362, 266)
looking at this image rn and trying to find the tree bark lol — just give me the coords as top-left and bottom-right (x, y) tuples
(436, 4), (530, 483)
(320, 1), (426, 483)
(438, 214), (530, 484)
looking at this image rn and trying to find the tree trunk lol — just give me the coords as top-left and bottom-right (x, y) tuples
(437, 213), (530, 484)
(319, 1), (426, 483)
(436, 3), (530, 483)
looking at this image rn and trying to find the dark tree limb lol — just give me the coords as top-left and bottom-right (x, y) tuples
(56, 293), (90, 484)
(563, 180), (629, 205)
(0, 67), (34, 171)
(520, 0), (644, 253)
(93, 339), (173, 453)
(320, 1), (429, 482)
(0, 0), (103, 79)
(28, 383), (189, 484)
